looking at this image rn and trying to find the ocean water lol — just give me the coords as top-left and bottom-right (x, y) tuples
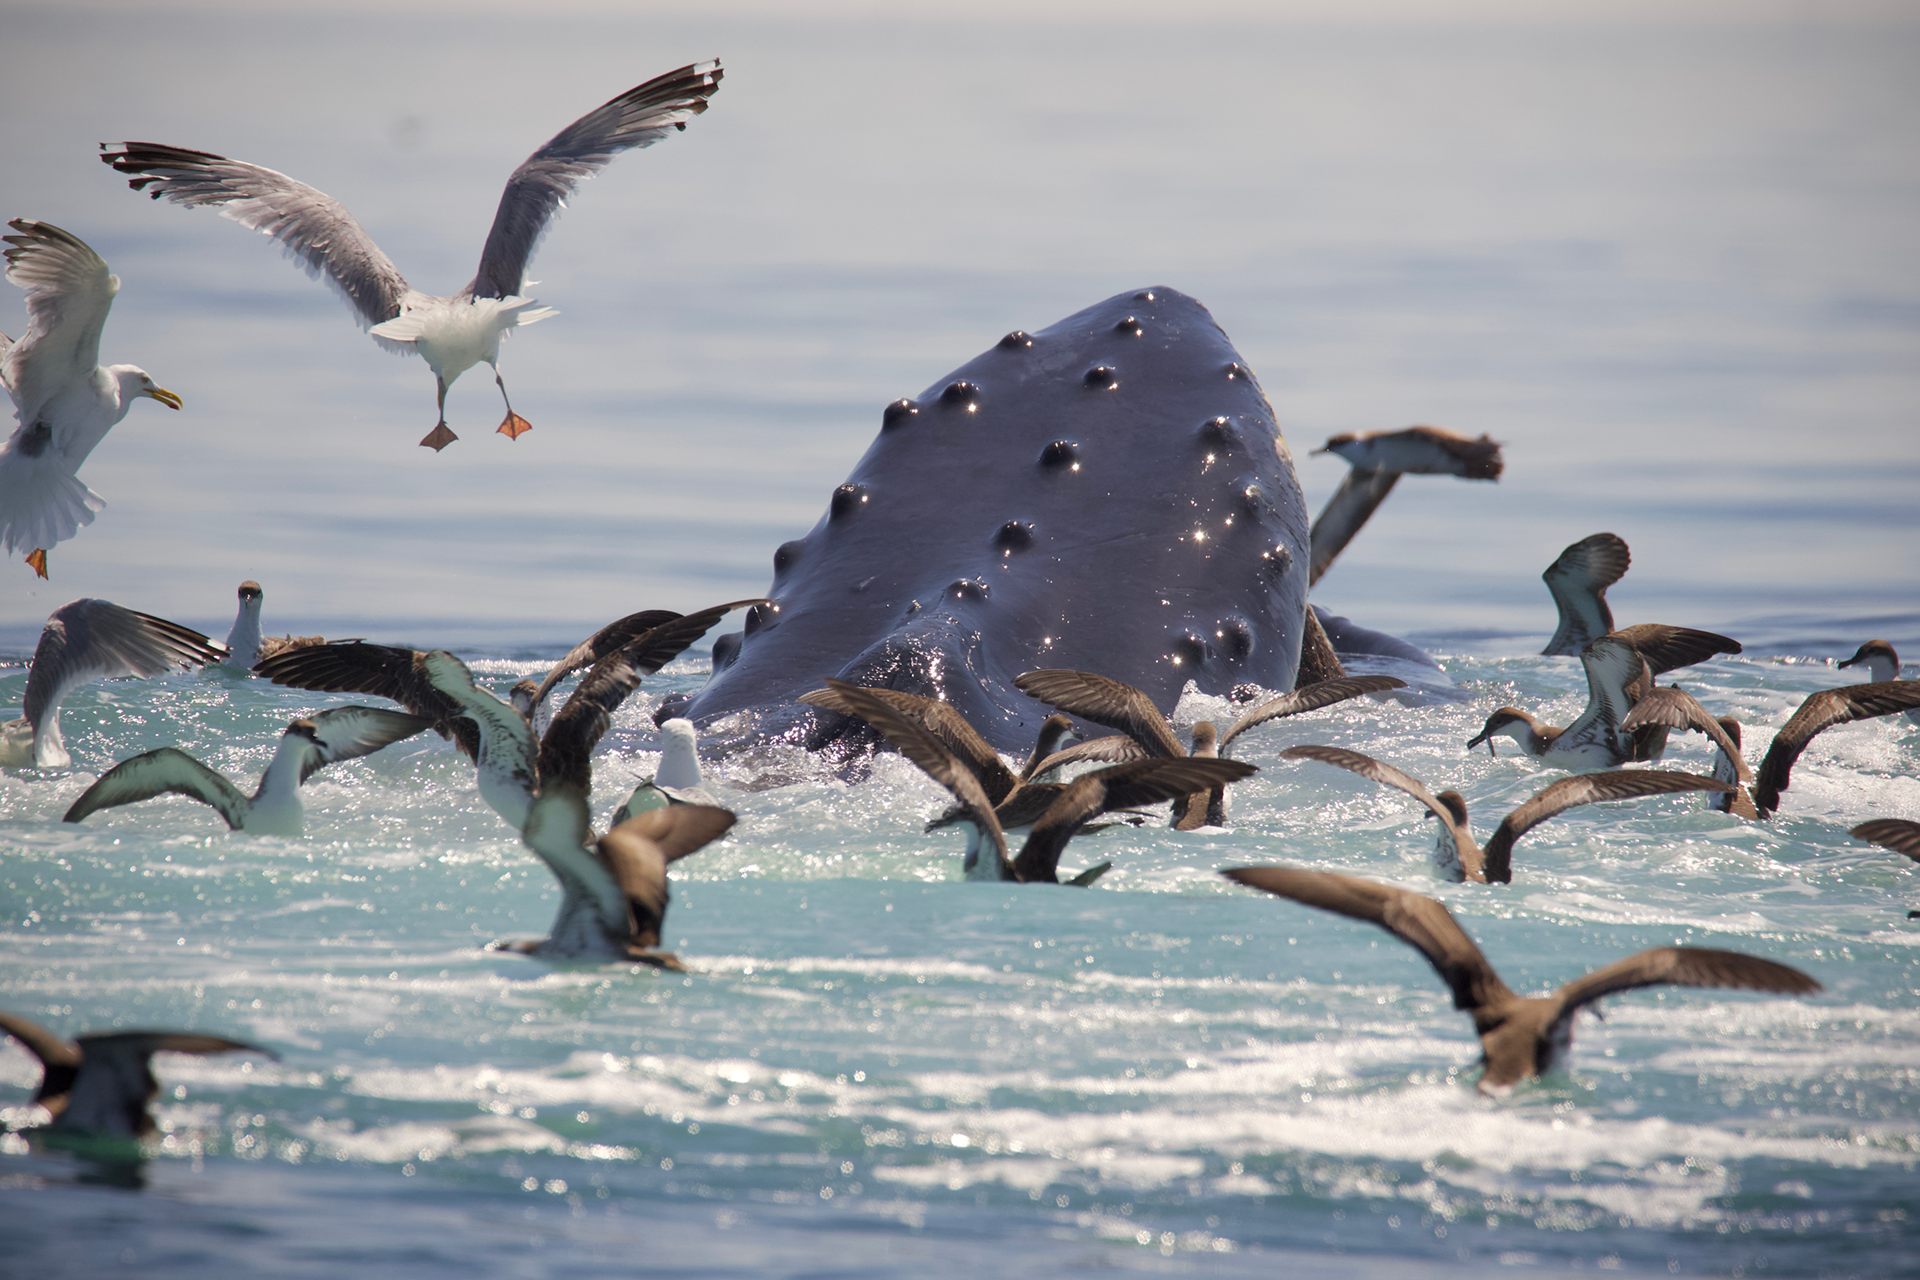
(3, 3), (1919, 1277)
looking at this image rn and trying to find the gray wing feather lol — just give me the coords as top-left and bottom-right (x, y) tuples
(1, 220), (118, 421)
(1012, 669), (1185, 758)
(101, 143), (410, 327)
(470, 60), (722, 299)
(23, 599), (221, 729)
(63, 747), (249, 829)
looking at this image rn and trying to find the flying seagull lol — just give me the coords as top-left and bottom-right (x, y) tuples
(1282, 743), (1730, 883)
(63, 706), (433, 835)
(0, 1008), (275, 1137)
(0, 597), (223, 769)
(0, 220), (181, 577)
(102, 61), (721, 451)
(1220, 866), (1820, 1093)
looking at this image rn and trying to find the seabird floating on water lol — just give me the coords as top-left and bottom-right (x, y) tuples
(62, 705), (432, 835)
(221, 581), (327, 668)
(1306, 426), (1502, 586)
(503, 783), (734, 966)
(1838, 640), (1918, 723)
(102, 62), (721, 451)
(1, 598), (223, 769)
(1468, 627), (1740, 768)
(1752, 681), (1920, 817)
(1620, 687), (1758, 818)
(610, 718), (723, 824)
(1220, 866), (1821, 1093)
(1282, 743), (1730, 883)
(0, 1009), (275, 1137)
(0, 220), (181, 577)
(1540, 533), (1631, 657)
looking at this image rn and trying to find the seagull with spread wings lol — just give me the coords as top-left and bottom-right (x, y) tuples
(103, 61), (721, 451)
(0, 220), (181, 577)
(1221, 866), (1820, 1093)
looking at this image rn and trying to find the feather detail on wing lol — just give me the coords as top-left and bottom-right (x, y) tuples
(62, 746), (249, 829)
(470, 60), (723, 300)
(101, 143), (410, 327)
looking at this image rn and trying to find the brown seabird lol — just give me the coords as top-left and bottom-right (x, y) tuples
(0, 1009), (275, 1137)
(1220, 866), (1821, 1093)
(1282, 743), (1730, 883)
(1306, 426), (1503, 586)
(1752, 681), (1920, 817)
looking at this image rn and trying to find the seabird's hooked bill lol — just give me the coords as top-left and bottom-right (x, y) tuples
(0, 1009), (275, 1137)
(1282, 743), (1731, 883)
(1540, 533), (1631, 657)
(1306, 426), (1503, 586)
(1220, 866), (1821, 1093)
(1838, 640), (1918, 723)
(102, 62), (721, 451)
(0, 220), (181, 577)
(1, 598), (223, 769)
(63, 706), (432, 835)
(221, 581), (326, 668)
(1752, 681), (1920, 817)
(1620, 687), (1758, 819)
(1468, 627), (1740, 768)
(502, 783), (734, 966)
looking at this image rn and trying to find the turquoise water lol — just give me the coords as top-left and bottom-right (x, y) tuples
(3, 621), (1918, 1277)
(3, 4), (1919, 1276)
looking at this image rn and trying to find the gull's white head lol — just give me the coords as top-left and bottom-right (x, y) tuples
(112, 365), (182, 412)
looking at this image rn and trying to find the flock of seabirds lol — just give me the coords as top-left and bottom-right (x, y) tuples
(2, 59), (1918, 1154)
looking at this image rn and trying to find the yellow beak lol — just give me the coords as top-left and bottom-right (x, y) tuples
(145, 385), (183, 410)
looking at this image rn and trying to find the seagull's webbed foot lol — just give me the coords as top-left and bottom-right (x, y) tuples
(623, 947), (687, 971)
(492, 371), (531, 440)
(25, 549), (48, 578)
(421, 375), (458, 451)
(419, 422), (459, 452)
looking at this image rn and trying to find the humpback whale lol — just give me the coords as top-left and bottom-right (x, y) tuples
(677, 288), (1315, 753)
